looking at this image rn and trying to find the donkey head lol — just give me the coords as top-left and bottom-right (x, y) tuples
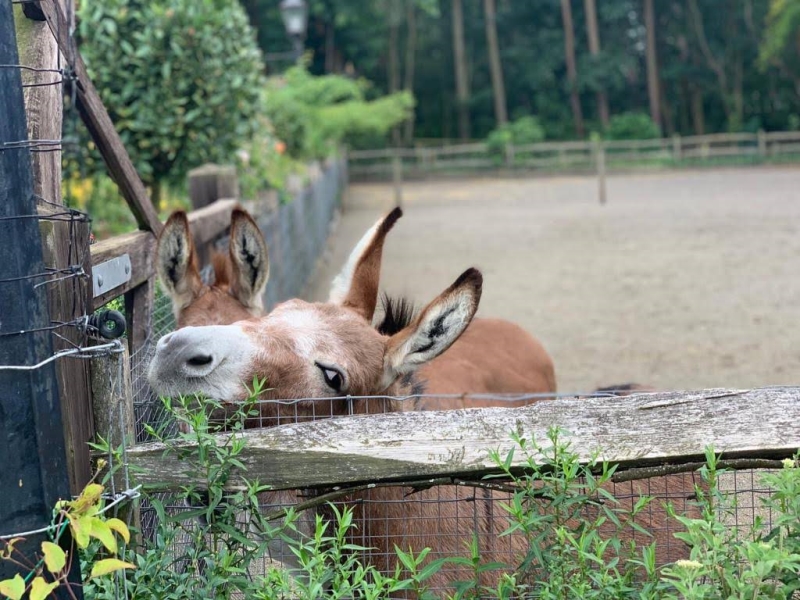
(156, 208), (269, 327)
(147, 207), (482, 411)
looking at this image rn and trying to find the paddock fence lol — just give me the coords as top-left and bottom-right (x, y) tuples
(348, 130), (800, 182)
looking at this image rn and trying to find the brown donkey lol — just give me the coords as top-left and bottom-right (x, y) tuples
(156, 207), (318, 573)
(151, 207), (695, 589)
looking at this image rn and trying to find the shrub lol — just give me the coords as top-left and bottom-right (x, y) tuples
(263, 65), (414, 160)
(486, 116), (546, 159)
(75, 0), (266, 203)
(604, 112), (661, 140)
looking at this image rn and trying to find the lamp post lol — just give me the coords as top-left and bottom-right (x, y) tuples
(279, 0), (309, 61)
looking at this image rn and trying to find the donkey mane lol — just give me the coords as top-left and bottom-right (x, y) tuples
(376, 293), (417, 336)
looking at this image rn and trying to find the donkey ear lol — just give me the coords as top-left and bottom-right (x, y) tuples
(228, 207), (269, 311)
(156, 211), (203, 314)
(329, 207), (402, 321)
(383, 268), (482, 384)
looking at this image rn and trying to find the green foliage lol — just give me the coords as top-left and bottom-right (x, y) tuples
(604, 112), (661, 141)
(263, 65), (415, 159)
(486, 116), (546, 158)
(760, 0), (800, 73)
(75, 0), (266, 189)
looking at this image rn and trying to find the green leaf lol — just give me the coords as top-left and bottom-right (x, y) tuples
(0, 574), (25, 600)
(41, 542), (66, 574)
(90, 558), (136, 578)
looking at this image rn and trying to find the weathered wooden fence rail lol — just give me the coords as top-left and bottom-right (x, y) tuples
(349, 130), (800, 181)
(127, 387), (800, 491)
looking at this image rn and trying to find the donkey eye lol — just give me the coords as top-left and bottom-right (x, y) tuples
(316, 363), (345, 392)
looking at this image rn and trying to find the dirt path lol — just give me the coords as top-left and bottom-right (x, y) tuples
(306, 167), (800, 393)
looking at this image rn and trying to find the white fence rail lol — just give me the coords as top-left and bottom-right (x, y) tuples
(348, 130), (800, 181)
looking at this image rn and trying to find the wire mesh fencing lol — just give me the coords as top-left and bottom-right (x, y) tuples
(122, 388), (788, 595)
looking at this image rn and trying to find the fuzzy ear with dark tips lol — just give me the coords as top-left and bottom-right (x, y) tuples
(156, 211), (203, 314)
(329, 207), (403, 321)
(382, 268), (482, 386)
(228, 207), (269, 311)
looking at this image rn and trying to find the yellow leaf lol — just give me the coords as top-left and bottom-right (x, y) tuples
(90, 519), (117, 553)
(2, 537), (23, 559)
(0, 574), (25, 600)
(90, 558), (135, 578)
(68, 514), (93, 548)
(29, 576), (58, 600)
(41, 542), (66, 574)
(71, 483), (104, 515)
(105, 518), (131, 545)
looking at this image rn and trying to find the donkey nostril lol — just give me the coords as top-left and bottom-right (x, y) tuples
(160, 332), (174, 346)
(187, 355), (213, 368)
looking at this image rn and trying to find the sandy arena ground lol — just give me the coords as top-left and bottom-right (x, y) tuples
(306, 167), (800, 393)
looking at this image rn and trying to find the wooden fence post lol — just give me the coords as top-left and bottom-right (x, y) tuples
(392, 148), (403, 208)
(757, 129), (767, 159)
(188, 163), (239, 210)
(504, 142), (515, 168)
(90, 346), (140, 531)
(17, 5), (95, 494)
(595, 139), (607, 205)
(672, 133), (682, 163)
(1, 10), (83, 593)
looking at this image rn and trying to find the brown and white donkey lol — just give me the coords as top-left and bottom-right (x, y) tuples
(150, 207), (694, 589)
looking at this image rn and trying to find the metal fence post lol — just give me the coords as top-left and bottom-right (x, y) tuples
(595, 138), (607, 205)
(0, 9), (82, 595)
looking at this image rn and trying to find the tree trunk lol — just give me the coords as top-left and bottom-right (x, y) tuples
(325, 21), (335, 73)
(403, 0), (417, 144)
(584, 0), (609, 128)
(452, 0), (471, 140)
(560, 0), (585, 137)
(643, 0), (661, 132)
(484, 0), (508, 127)
(388, 5), (401, 145)
(690, 84), (705, 135)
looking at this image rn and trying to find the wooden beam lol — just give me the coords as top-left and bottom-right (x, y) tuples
(89, 200), (236, 309)
(127, 387), (800, 491)
(38, 0), (162, 234)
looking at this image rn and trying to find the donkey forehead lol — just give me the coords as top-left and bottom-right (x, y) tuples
(246, 299), (382, 358)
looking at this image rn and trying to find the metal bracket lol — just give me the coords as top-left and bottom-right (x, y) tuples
(92, 254), (132, 298)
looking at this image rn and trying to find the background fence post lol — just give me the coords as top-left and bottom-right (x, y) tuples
(188, 163), (239, 210)
(595, 138), (607, 205)
(392, 147), (403, 208)
(672, 133), (682, 163)
(757, 128), (767, 159)
(0, 10), (83, 594)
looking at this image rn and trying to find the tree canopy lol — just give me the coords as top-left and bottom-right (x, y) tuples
(241, 0), (800, 142)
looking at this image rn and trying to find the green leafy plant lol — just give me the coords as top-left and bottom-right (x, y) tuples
(604, 112), (661, 141)
(74, 0), (265, 204)
(262, 64), (414, 161)
(486, 116), (546, 158)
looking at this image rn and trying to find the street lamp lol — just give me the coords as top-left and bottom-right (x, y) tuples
(279, 0), (308, 61)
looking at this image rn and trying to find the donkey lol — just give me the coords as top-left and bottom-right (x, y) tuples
(155, 207), (317, 572)
(152, 208), (695, 589)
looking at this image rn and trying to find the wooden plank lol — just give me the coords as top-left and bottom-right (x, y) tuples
(127, 387), (800, 491)
(39, 0), (162, 234)
(91, 230), (154, 309)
